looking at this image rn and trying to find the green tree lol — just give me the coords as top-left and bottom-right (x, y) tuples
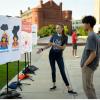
(38, 24), (56, 38)
(64, 25), (69, 35)
(76, 27), (88, 36)
(38, 24), (69, 38)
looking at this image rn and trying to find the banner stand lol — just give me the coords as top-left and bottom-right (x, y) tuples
(12, 60), (23, 91)
(24, 52), (38, 75)
(29, 52), (39, 74)
(25, 53), (27, 68)
(30, 52), (32, 66)
(0, 63), (21, 99)
(27, 52), (34, 67)
(29, 52), (35, 68)
(8, 60), (31, 91)
(27, 52), (30, 67)
(10, 60), (23, 91)
(26, 52), (38, 71)
(6, 63), (9, 94)
(23, 53), (34, 81)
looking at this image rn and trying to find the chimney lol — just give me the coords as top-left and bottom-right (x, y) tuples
(60, 2), (62, 10)
(49, 0), (53, 6)
(28, 7), (30, 10)
(40, 0), (43, 7)
(20, 10), (23, 15)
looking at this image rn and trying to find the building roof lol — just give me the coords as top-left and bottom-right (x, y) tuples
(34, 0), (60, 9)
(43, 0), (59, 7)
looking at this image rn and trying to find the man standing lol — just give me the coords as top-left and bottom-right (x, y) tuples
(81, 16), (100, 99)
(72, 29), (78, 57)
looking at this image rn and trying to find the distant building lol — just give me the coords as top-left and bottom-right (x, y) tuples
(94, 0), (100, 24)
(20, 0), (72, 33)
(72, 19), (82, 30)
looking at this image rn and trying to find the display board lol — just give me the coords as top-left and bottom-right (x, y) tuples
(0, 16), (21, 64)
(32, 24), (38, 45)
(21, 21), (32, 54)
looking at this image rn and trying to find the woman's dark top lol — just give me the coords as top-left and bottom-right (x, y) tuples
(50, 33), (68, 53)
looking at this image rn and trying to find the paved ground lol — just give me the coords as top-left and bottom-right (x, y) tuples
(1, 45), (100, 99)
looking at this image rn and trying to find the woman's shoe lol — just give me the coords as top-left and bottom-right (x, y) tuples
(50, 86), (57, 90)
(68, 90), (78, 95)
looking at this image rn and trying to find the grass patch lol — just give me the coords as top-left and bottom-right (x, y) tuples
(0, 61), (25, 89)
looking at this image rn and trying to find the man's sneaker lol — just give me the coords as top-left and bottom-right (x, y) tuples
(68, 90), (78, 95)
(50, 86), (56, 91)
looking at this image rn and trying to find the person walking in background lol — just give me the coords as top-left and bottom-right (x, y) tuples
(97, 30), (100, 39)
(71, 29), (79, 57)
(97, 30), (100, 58)
(81, 16), (100, 99)
(37, 24), (77, 95)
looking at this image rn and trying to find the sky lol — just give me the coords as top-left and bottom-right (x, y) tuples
(0, 0), (94, 19)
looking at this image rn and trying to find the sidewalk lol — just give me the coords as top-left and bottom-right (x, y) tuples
(1, 46), (100, 99)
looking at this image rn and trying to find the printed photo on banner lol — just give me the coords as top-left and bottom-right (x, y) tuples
(9, 17), (21, 62)
(0, 24), (9, 51)
(0, 16), (21, 65)
(21, 20), (32, 54)
(32, 24), (38, 45)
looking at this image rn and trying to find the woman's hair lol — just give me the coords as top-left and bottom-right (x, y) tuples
(1, 37), (8, 42)
(57, 24), (67, 42)
(13, 35), (18, 40)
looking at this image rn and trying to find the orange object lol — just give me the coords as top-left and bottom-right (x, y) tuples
(18, 74), (30, 80)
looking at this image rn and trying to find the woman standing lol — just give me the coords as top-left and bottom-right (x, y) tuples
(37, 24), (77, 95)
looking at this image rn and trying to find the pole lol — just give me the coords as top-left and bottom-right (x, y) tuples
(17, 60), (19, 82)
(25, 53), (27, 68)
(27, 52), (29, 67)
(6, 63), (9, 94)
(30, 52), (31, 66)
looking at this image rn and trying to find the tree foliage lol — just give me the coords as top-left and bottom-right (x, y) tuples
(38, 24), (55, 38)
(76, 27), (88, 36)
(38, 24), (69, 38)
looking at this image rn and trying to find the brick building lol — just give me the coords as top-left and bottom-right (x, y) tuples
(20, 0), (72, 33)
